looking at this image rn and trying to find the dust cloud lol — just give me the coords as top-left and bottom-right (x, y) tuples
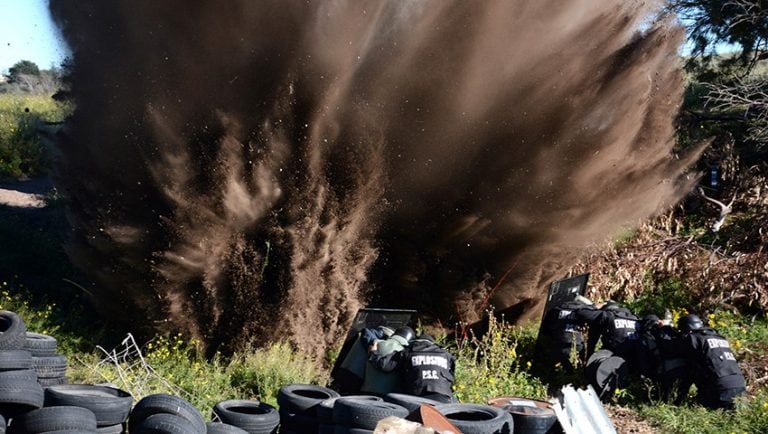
(48, 0), (700, 356)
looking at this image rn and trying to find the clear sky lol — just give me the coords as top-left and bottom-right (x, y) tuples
(0, 0), (69, 74)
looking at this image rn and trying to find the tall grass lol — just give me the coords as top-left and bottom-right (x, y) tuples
(0, 280), (766, 432)
(0, 93), (70, 178)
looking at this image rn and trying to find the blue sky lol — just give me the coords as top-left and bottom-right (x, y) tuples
(0, 0), (69, 73)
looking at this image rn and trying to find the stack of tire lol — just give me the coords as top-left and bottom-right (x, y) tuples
(24, 332), (68, 387)
(277, 384), (340, 433)
(0, 311), (45, 424)
(43, 383), (133, 434)
(128, 393), (207, 434)
(488, 396), (559, 434)
(210, 399), (280, 434)
(330, 396), (409, 434)
(316, 395), (383, 434)
(434, 403), (515, 434)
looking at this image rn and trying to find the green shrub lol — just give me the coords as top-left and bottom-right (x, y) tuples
(227, 342), (327, 407)
(452, 315), (548, 403)
(0, 94), (71, 178)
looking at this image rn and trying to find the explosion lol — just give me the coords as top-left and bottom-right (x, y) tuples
(49, 0), (700, 356)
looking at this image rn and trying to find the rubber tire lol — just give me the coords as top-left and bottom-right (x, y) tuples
(384, 393), (441, 413)
(0, 368), (37, 381)
(276, 384), (339, 416)
(95, 423), (124, 434)
(24, 333), (58, 357)
(435, 403), (514, 434)
(33, 355), (68, 378)
(0, 376), (44, 415)
(504, 404), (558, 433)
(39, 376), (68, 387)
(277, 410), (317, 433)
(211, 400), (279, 434)
(333, 399), (408, 430)
(0, 350), (33, 370)
(318, 423), (334, 434)
(0, 311), (27, 350)
(14, 406), (98, 433)
(128, 394), (206, 434)
(317, 396), (382, 424)
(205, 422), (248, 434)
(133, 413), (199, 434)
(333, 427), (373, 434)
(44, 384), (134, 426)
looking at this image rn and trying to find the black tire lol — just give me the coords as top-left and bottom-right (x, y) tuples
(277, 410), (317, 433)
(95, 423), (124, 434)
(205, 422), (248, 434)
(276, 384), (339, 416)
(0, 368), (37, 381)
(37, 431), (97, 434)
(318, 423), (334, 434)
(39, 376), (68, 387)
(44, 384), (133, 426)
(133, 413), (199, 434)
(128, 394), (205, 434)
(333, 427), (373, 434)
(333, 399), (408, 430)
(0, 350), (33, 370)
(211, 400), (279, 434)
(14, 406), (98, 433)
(383, 393), (441, 413)
(0, 376), (44, 415)
(24, 333), (58, 357)
(33, 355), (68, 378)
(501, 401), (558, 434)
(317, 396), (382, 425)
(0, 311), (26, 350)
(435, 403), (514, 434)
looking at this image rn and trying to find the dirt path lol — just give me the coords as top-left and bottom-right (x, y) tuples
(0, 177), (52, 208)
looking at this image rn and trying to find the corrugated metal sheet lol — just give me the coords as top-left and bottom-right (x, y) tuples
(550, 385), (617, 434)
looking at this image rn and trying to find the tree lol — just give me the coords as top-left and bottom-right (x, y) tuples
(670, 0), (768, 69)
(670, 0), (768, 159)
(8, 60), (41, 80)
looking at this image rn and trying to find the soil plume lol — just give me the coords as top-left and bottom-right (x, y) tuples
(49, 0), (700, 355)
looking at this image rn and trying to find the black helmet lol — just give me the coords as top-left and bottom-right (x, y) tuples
(678, 314), (704, 333)
(395, 326), (415, 342)
(601, 301), (621, 311)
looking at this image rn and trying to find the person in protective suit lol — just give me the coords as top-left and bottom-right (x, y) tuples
(369, 334), (456, 403)
(575, 301), (641, 399)
(535, 295), (593, 375)
(677, 313), (746, 410)
(575, 300), (641, 363)
(636, 314), (689, 403)
(362, 326), (414, 396)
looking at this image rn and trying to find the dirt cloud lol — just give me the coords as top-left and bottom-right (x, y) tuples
(49, 0), (700, 355)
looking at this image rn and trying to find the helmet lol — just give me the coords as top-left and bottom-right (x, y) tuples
(678, 314), (704, 333)
(601, 301), (621, 311)
(394, 326), (415, 342)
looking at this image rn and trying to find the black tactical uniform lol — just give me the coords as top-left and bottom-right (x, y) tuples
(637, 314), (689, 403)
(536, 298), (590, 372)
(575, 301), (641, 363)
(678, 314), (746, 410)
(370, 334), (456, 403)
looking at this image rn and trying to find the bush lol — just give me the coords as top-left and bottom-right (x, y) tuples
(451, 314), (548, 403)
(0, 94), (70, 179)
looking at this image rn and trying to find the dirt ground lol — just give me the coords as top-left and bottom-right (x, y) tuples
(0, 177), (51, 208)
(605, 405), (658, 433)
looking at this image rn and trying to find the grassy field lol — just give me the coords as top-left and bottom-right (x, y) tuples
(1, 275), (766, 433)
(0, 93), (70, 179)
